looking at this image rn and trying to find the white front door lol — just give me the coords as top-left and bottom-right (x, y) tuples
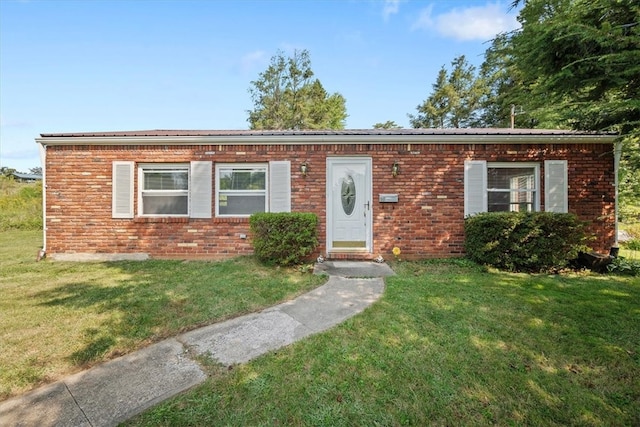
(326, 157), (372, 253)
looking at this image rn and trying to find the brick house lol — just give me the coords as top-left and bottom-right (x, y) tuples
(36, 129), (617, 261)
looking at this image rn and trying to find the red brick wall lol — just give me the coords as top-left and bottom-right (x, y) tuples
(43, 142), (615, 259)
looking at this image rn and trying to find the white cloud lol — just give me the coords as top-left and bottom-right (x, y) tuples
(382, 0), (401, 21)
(412, 2), (520, 41)
(411, 4), (435, 30)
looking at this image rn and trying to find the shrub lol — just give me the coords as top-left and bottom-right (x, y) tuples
(0, 177), (42, 231)
(607, 256), (640, 276)
(620, 222), (640, 243)
(464, 212), (588, 273)
(619, 203), (640, 224)
(625, 239), (640, 251)
(249, 212), (319, 266)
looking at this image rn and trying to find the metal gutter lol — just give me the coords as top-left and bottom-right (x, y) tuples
(39, 144), (47, 254)
(614, 141), (623, 250)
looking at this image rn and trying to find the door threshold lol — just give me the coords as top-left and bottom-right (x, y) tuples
(327, 251), (373, 261)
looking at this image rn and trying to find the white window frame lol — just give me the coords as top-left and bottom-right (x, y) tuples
(215, 163), (268, 217)
(507, 172), (535, 212)
(465, 160), (572, 216)
(487, 162), (540, 212)
(138, 163), (190, 217)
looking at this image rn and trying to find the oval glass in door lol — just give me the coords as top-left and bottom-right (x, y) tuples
(341, 175), (356, 215)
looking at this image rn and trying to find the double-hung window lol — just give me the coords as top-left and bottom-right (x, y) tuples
(465, 160), (566, 216)
(487, 164), (538, 212)
(216, 163), (267, 217)
(139, 164), (189, 216)
(112, 160), (284, 219)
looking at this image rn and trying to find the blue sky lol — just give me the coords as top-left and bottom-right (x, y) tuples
(0, 0), (520, 172)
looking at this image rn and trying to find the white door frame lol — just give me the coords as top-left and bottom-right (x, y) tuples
(326, 157), (373, 254)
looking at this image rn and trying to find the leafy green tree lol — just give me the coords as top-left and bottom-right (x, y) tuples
(476, 35), (510, 128)
(303, 80), (348, 130)
(476, 34), (533, 128)
(507, 0), (640, 219)
(409, 68), (451, 128)
(372, 120), (401, 129)
(510, 0), (640, 136)
(619, 136), (640, 222)
(247, 50), (347, 130)
(0, 167), (17, 177)
(409, 55), (486, 128)
(448, 56), (485, 127)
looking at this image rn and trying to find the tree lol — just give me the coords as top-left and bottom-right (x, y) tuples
(247, 50), (347, 130)
(29, 167), (42, 175)
(619, 135), (640, 221)
(506, 0), (640, 219)
(476, 33), (534, 128)
(409, 55), (486, 128)
(372, 120), (401, 129)
(509, 0), (640, 135)
(0, 166), (16, 177)
(409, 68), (450, 128)
(447, 56), (486, 127)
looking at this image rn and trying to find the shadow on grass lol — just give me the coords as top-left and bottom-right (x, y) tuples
(33, 276), (169, 367)
(37, 282), (137, 310)
(71, 335), (116, 365)
(27, 258), (323, 374)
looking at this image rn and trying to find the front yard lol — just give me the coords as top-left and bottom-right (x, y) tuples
(0, 230), (325, 399)
(129, 260), (640, 425)
(1, 230), (638, 425)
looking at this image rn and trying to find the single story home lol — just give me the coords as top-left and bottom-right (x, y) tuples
(11, 172), (43, 183)
(36, 129), (618, 261)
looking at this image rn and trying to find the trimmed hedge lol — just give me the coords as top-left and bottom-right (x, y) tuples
(249, 212), (319, 266)
(464, 212), (589, 272)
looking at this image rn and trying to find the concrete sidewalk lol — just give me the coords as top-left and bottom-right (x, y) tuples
(0, 261), (393, 427)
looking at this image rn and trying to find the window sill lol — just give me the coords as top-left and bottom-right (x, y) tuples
(212, 217), (250, 223)
(134, 217), (190, 223)
(131, 217), (249, 224)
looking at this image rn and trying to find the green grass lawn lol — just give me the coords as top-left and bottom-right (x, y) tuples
(0, 178), (42, 231)
(0, 230), (325, 399)
(2, 231), (639, 425)
(127, 260), (640, 426)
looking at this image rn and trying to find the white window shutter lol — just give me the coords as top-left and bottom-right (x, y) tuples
(190, 161), (212, 218)
(545, 160), (568, 213)
(112, 161), (134, 218)
(269, 161), (291, 212)
(464, 160), (487, 216)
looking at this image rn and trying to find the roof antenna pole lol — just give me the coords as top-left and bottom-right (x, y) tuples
(511, 105), (525, 129)
(510, 104), (515, 129)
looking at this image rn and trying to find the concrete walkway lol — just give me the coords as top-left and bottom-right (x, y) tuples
(0, 261), (393, 427)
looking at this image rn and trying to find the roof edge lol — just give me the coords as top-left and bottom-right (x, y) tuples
(36, 130), (617, 146)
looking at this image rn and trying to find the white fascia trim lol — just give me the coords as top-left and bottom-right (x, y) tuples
(35, 134), (617, 146)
